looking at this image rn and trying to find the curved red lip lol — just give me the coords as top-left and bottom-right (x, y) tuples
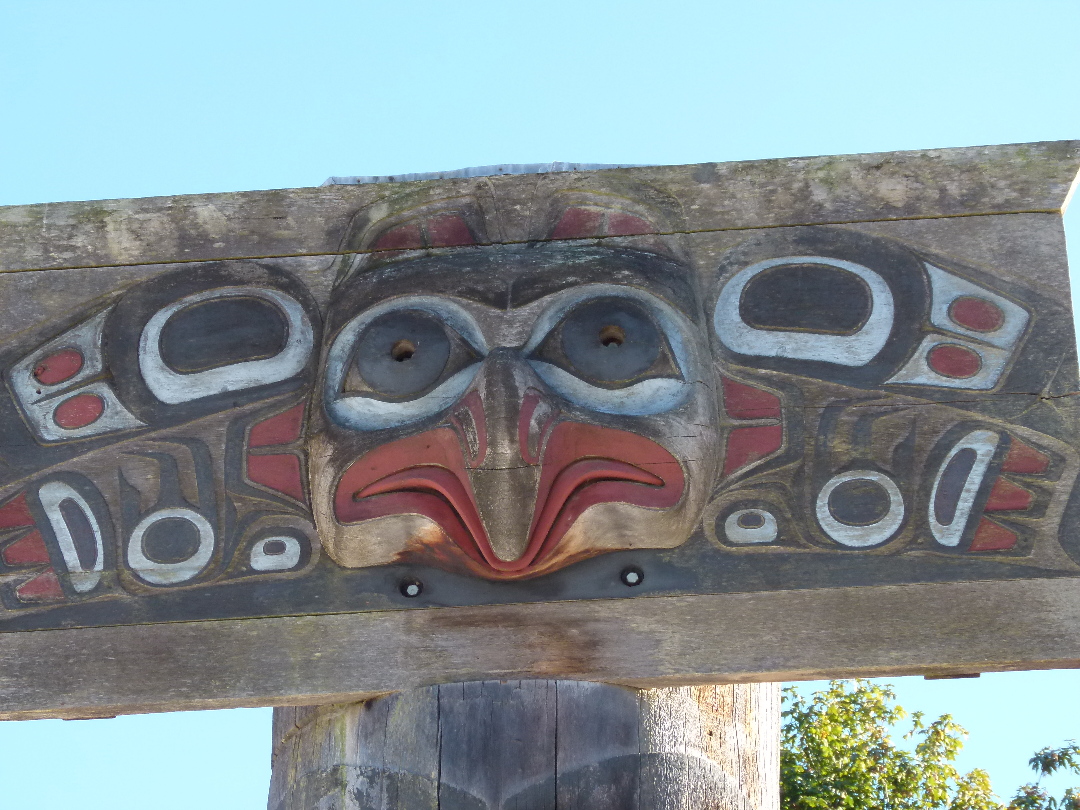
(333, 421), (685, 577)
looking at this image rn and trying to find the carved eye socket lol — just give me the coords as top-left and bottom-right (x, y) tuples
(531, 297), (677, 388)
(343, 309), (479, 400)
(325, 299), (486, 431)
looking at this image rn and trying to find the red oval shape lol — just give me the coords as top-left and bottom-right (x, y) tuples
(927, 344), (982, 379)
(33, 349), (84, 386)
(948, 296), (1005, 332)
(53, 394), (105, 429)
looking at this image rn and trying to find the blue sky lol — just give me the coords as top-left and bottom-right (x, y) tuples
(1, 1), (1079, 806)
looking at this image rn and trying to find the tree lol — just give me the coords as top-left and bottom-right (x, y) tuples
(781, 680), (1080, 810)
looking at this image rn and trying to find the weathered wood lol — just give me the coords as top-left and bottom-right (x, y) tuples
(266, 681), (780, 810)
(0, 146), (1077, 717)
(0, 141), (1076, 273)
(2, 575), (1080, 721)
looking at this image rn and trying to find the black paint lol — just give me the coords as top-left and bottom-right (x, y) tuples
(740, 263), (871, 335)
(934, 448), (978, 526)
(828, 479), (891, 526)
(58, 498), (98, 571)
(142, 517), (201, 564)
(160, 297), (288, 373)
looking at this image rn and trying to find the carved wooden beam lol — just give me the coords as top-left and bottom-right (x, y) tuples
(0, 142), (1077, 719)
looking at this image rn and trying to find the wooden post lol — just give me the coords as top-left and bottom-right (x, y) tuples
(268, 680), (780, 810)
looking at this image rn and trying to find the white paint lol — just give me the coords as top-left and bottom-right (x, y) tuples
(723, 509), (779, 544)
(529, 362), (689, 415)
(815, 470), (905, 548)
(713, 256), (895, 366)
(127, 508), (215, 585)
(523, 284), (699, 416)
(10, 310), (107, 407)
(10, 311), (145, 442)
(249, 536), (302, 571)
(139, 287), (314, 404)
(20, 381), (145, 442)
(928, 429), (1000, 547)
(37, 481), (104, 593)
(925, 263), (1030, 349)
(324, 295), (486, 431)
(886, 335), (1011, 390)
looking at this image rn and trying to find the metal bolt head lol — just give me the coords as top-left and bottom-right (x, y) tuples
(620, 566), (644, 587)
(400, 579), (423, 598)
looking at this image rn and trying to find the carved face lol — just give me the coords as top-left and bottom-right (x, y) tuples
(308, 242), (720, 578)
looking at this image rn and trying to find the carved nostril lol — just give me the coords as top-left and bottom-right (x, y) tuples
(390, 339), (416, 362)
(599, 324), (625, 347)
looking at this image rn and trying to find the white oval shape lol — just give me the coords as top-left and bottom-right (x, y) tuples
(816, 470), (904, 548)
(928, 429), (1000, 547)
(723, 509), (779, 544)
(139, 287), (313, 404)
(127, 508), (214, 585)
(250, 536), (302, 572)
(37, 481), (104, 593)
(714, 256), (894, 366)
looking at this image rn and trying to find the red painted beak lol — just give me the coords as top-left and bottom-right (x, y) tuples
(333, 392), (685, 578)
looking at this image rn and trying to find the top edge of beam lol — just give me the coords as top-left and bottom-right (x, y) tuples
(1, 140), (1077, 273)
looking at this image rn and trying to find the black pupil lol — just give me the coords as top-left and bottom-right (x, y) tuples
(354, 310), (451, 398)
(737, 512), (766, 529)
(560, 298), (661, 383)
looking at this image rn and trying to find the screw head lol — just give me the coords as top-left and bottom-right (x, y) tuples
(399, 578), (423, 598)
(620, 566), (644, 587)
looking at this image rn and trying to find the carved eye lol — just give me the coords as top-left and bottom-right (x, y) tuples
(530, 297), (678, 388)
(344, 310), (478, 400)
(325, 298), (486, 431)
(342, 310), (479, 400)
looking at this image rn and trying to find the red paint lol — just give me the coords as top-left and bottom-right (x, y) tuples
(335, 428), (488, 567)
(0, 493), (34, 530)
(528, 424), (682, 566)
(373, 223), (424, 251)
(1001, 439), (1050, 475)
(551, 207), (605, 239)
(335, 421), (684, 576)
(721, 377), (781, 420)
(968, 518), (1018, 552)
(722, 425), (783, 477)
(607, 213), (653, 236)
(425, 214), (475, 247)
(948, 296), (1005, 332)
(983, 477), (1033, 512)
(33, 349), (84, 386)
(249, 405), (305, 447)
(53, 394), (105, 429)
(15, 569), (63, 602)
(518, 388), (558, 464)
(2, 530), (50, 566)
(247, 454), (305, 502)
(927, 344), (982, 379)
(449, 391), (487, 467)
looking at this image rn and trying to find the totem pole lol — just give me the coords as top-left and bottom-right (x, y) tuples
(0, 143), (1077, 808)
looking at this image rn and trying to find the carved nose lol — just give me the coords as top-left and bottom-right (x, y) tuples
(465, 349), (542, 564)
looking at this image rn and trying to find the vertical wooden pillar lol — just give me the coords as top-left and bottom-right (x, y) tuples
(268, 680), (780, 810)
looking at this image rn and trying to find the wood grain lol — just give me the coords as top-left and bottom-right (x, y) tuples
(1, 141), (1076, 273)
(266, 681), (780, 810)
(3, 576), (1080, 721)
